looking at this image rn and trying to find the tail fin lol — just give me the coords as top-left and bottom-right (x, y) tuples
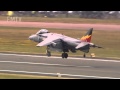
(80, 28), (93, 42)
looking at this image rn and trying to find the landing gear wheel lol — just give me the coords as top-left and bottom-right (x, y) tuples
(61, 53), (68, 59)
(62, 53), (64, 58)
(64, 53), (68, 58)
(46, 50), (51, 57)
(83, 53), (86, 58)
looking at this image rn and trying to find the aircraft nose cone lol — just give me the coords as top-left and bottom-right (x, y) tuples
(29, 35), (35, 40)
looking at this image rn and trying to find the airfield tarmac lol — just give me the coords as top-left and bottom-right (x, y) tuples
(0, 21), (120, 30)
(0, 53), (120, 79)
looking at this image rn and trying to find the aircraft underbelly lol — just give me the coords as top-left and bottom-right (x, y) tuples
(79, 44), (90, 53)
(49, 41), (63, 52)
(66, 41), (78, 47)
(49, 47), (62, 52)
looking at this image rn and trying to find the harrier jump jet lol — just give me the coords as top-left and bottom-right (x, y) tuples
(29, 28), (102, 58)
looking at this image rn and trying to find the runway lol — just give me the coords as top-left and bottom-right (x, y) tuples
(0, 53), (120, 79)
(0, 21), (120, 30)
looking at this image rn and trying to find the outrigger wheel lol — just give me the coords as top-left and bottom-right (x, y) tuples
(83, 53), (86, 58)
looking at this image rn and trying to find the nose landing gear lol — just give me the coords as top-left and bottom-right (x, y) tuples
(46, 50), (51, 57)
(46, 46), (51, 57)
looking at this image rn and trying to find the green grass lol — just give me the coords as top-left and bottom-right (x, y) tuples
(1, 16), (120, 24)
(0, 26), (120, 59)
(0, 73), (68, 79)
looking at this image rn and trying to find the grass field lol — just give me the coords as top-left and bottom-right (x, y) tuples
(0, 26), (120, 59)
(1, 16), (120, 24)
(0, 73), (67, 79)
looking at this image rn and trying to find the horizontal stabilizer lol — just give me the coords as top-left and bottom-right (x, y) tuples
(89, 43), (103, 48)
(94, 45), (103, 48)
(75, 42), (89, 49)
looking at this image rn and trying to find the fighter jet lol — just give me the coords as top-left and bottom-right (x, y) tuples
(29, 28), (102, 58)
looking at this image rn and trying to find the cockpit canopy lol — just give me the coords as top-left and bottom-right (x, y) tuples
(36, 29), (49, 34)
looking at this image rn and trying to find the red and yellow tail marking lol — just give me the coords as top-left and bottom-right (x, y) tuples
(80, 35), (92, 42)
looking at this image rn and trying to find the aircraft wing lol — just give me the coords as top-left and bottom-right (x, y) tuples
(36, 34), (60, 47)
(93, 45), (103, 48)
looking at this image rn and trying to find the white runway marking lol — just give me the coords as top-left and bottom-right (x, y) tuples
(0, 69), (119, 79)
(0, 60), (91, 68)
(0, 53), (120, 63)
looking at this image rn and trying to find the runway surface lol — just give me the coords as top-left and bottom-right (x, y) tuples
(0, 21), (120, 30)
(0, 53), (120, 79)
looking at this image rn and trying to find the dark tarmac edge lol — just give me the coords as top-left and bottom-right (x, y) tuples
(0, 51), (120, 60)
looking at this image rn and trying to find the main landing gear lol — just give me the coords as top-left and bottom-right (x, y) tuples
(83, 53), (86, 58)
(61, 52), (68, 59)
